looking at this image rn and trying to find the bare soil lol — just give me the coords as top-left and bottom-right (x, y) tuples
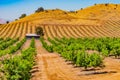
(31, 40), (120, 80)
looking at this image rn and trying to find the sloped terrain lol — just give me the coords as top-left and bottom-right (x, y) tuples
(1, 3), (120, 80)
(0, 4), (120, 39)
(73, 4), (120, 20)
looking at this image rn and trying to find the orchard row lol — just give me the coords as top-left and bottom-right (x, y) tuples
(41, 37), (120, 69)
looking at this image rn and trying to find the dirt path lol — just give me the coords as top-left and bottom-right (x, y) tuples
(93, 57), (120, 80)
(31, 40), (82, 80)
(31, 40), (120, 80)
(21, 39), (31, 50)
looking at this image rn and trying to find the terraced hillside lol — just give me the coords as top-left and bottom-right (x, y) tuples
(0, 4), (120, 39)
(0, 20), (120, 39)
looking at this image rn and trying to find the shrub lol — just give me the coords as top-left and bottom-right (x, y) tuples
(105, 3), (109, 6)
(6, 21), (9, 24)
(35, 26), (44, 36)
(1, 38), (35, 80)
(35, 7), (44, 13)
(19, 14), (26, 19)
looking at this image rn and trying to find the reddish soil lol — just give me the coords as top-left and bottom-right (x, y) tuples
(31, 40), (120, 80)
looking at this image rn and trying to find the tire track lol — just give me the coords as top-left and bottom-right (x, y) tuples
(31, 40), (81, 80)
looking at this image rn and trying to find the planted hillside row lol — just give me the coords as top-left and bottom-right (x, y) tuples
(0, 38), (36, 80)
(1, 20), (120, 39)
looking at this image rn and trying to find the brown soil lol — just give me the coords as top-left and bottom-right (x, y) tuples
(20, 39), (31, 49)
(31, 40), (120, 80)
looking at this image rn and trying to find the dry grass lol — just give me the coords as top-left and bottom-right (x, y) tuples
(0, 4), (120, 39)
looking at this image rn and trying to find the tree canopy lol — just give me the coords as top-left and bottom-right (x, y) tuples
(19, 14), (26, 19)
(35, 26), (44, 36)
(6, 21), (9, 24)
(35, 7), (44, 13)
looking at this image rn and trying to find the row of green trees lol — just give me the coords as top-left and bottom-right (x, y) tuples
(0, 38), (11, 44)
(1, 38), (36, 80)
(47, 38), (104, 69)
(0, 38), (19, 50)
(61, 51), (103, 69)
(52, 37), (120, 58)
(0, 38), (26, 57)
(41, 37), (120, 70)
(40, 37), (53, 52)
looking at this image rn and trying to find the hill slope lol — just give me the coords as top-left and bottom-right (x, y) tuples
(74, 3), (120, 20)
(0, 3), (120, 39)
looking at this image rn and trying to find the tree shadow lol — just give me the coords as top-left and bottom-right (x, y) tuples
(78, 70), (117, 76)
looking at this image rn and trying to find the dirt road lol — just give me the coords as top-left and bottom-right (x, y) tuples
(31, 40), (82, 80)
(31, 40), (120, 80)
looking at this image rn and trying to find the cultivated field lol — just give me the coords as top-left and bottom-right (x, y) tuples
(1, 3), (120, 80)
(1, 20), (120, 39)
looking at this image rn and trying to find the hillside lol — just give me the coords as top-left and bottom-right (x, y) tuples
(0, 3), (120, 39)
(2, 2), (120, 80)
(15, 9), (79, 25)
(74, 3), (120, 20)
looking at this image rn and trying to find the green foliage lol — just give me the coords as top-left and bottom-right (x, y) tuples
(0, 38), (11, 44)
(2, 56), (32, 80)
(0, 38), (26, 57)
(35, 26), (44, 36)
(40, 37), (120, 70)
(0, 38), (3, 41)
(0, 38), (18, 50)
(61, 51), (74, 61)
(35, 7), (44, 13)
(101, 48), (109, 57)
(89, 53), (103, 68)
(40, 37), (53, 52)
(74, 51), (88, 67)
(111, 48), (120, 58)
(9, 38), (26, 53)
(30, 38), (35, 48)
(19, 13), (27, 19)
(1, 38), (36, 80)
(53, 37), (120, 57)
